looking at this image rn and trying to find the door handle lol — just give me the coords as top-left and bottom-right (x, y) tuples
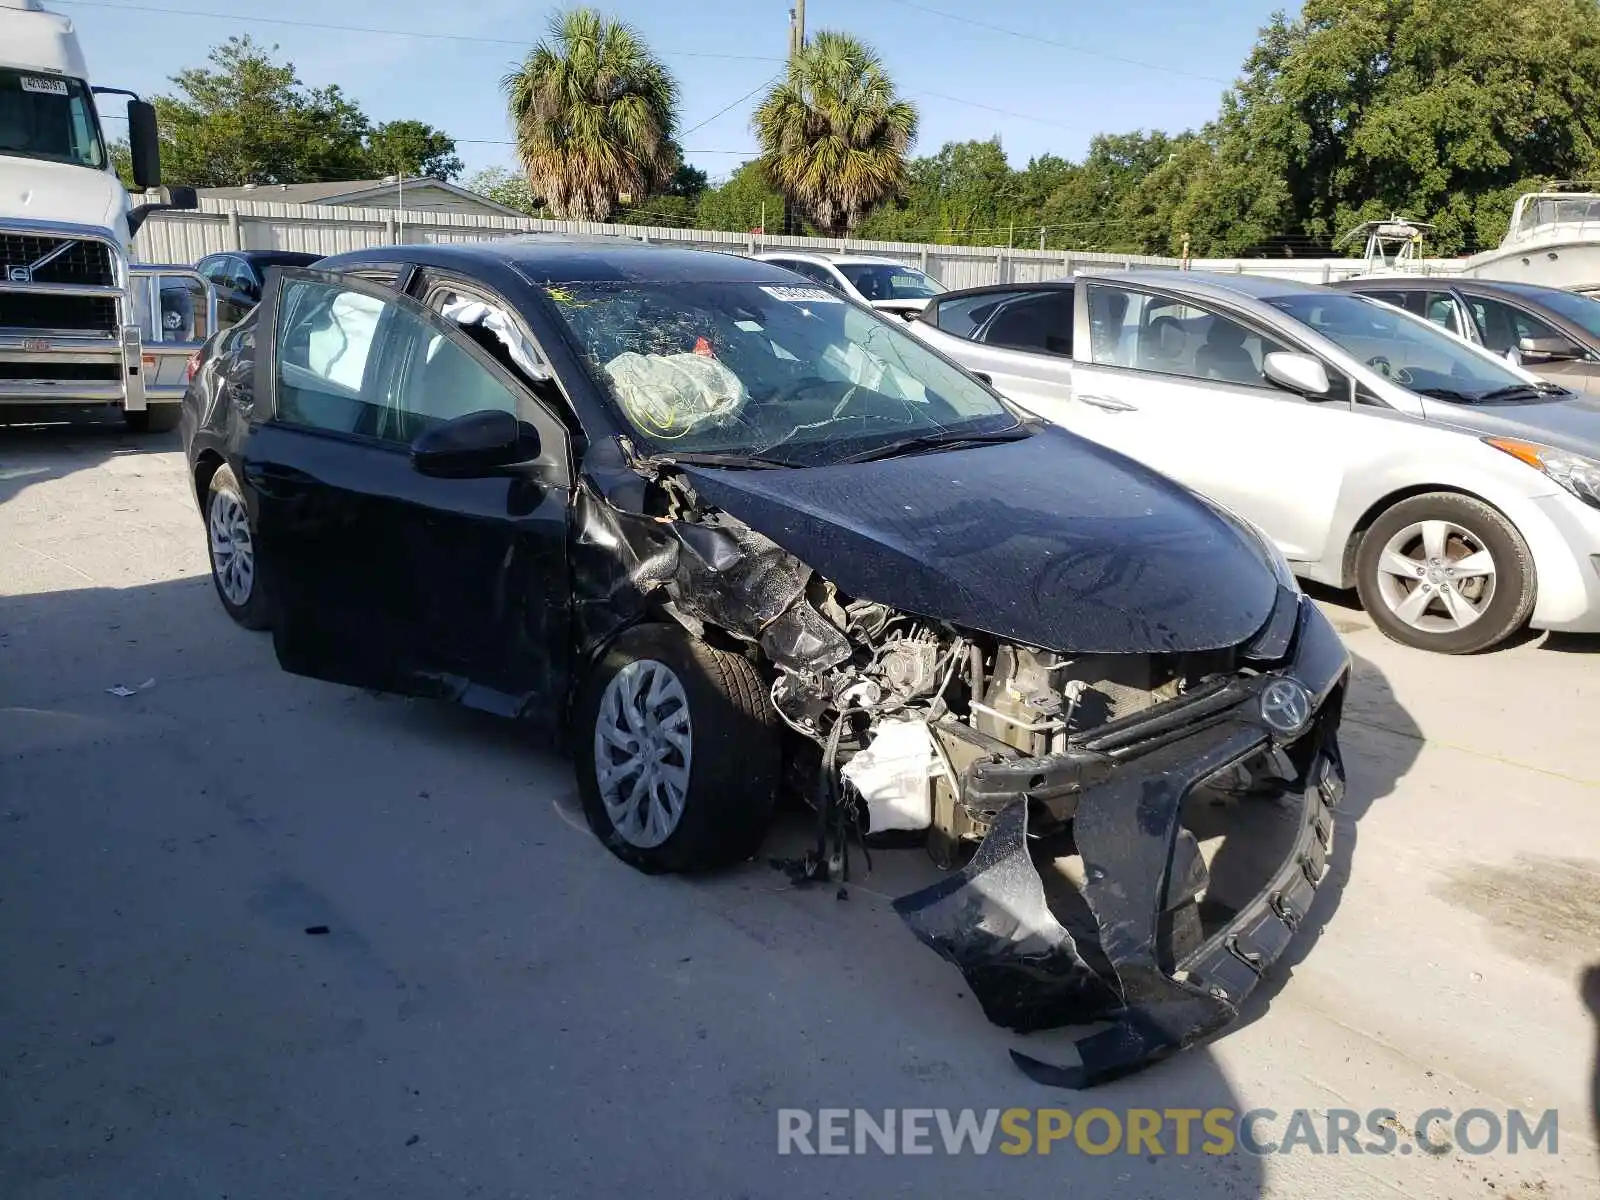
(1076, 394), (1139, 412)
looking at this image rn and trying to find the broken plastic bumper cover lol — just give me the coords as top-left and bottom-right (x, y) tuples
(892, 601), (1349, 1089)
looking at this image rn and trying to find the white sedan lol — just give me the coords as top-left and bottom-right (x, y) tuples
(908, 271), (1600, 654)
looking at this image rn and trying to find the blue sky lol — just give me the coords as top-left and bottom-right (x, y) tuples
(59, 0), (1278, 184)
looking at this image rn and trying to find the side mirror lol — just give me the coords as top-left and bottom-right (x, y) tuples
(1518, 333), (1584, 363)
(410, 409), (537, 478)
(1263, 351), (1332, 397)
(127, 99), (162, 190)
(164, 185), (198, 211)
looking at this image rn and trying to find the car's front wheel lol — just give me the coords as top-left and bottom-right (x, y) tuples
(1355, 492), (1535, 654)
(575, 624), (779, 873)
(205, 463), (270, 630)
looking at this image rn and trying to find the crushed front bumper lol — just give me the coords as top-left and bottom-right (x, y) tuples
(892, 597), (1350, 1087)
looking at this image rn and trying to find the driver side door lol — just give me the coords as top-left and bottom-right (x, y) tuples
(243, 268), (573, 724)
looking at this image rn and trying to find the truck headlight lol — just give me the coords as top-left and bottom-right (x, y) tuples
(1487, 437), (1600, 511)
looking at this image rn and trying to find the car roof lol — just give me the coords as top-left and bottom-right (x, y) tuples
(319, 237), (798, 285)
(757, 251), (908, 267)
(1335, 275), (1583, 302)
(936, 269), (1325, 306)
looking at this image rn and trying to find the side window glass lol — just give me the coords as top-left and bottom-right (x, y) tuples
(791, 261), (842, 291)
(428, 285), (548, 384)
(977, 292), (1073, 355)
(1361, 290), (1408, 308)
(1465, 295), (1561, 356)
(1087, 285), (1287, 387)
(383, 303), (519, 445)
(274, 279), (387, 436)
(1423, 292), (1465, 336)
(935, 290), (1032, 338)
(199, 259), (229, 282)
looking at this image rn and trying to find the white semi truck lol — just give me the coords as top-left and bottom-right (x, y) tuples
(0, 0), (213, 431)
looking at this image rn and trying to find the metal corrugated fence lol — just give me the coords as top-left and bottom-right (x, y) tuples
(135, 197), (1449, 288)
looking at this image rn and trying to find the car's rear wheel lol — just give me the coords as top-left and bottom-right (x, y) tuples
(206, 463), (270, 630)
(574, 624), (779, 873)
(124, 405), (181, 434)
(1355, 492), (1535, 654)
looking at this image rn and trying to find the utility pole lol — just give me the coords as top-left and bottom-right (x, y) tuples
(782, 4), (806, 237)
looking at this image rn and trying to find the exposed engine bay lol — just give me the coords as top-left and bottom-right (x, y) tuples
(585, 447), (1351, 1089)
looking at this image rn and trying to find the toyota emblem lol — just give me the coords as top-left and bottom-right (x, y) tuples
(1259, 679), (1313, 735)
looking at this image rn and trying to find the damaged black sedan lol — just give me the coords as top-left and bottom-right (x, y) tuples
(180, 239), (1350, 1087)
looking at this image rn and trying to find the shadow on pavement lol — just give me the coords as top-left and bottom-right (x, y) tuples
(0, 413), (175, 509)
(1235, 648), (1420, 1034)
(1584, 963), (1600, 1166)
(0, 573), (1274, 1198)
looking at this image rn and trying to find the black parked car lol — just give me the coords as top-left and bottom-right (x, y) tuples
(180, 239), (1350, 1085)
(1329, 276), (1600, 394)
(197, 250), (324, 326)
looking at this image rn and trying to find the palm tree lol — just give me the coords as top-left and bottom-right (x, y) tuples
(753, 32), (918, 237)
(502, 8), (679, 221)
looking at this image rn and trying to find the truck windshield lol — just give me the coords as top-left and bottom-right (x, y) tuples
(0, 68), (106, 169)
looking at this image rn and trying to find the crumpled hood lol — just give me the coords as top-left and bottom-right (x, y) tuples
(0, 157), (127, 237)
(680, 425), (1281, 654)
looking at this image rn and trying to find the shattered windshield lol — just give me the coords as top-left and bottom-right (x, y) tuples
(545, 281), (1021, 466)
(836, 263), (945, 301)
(1266, 292), (1538, 402)
(0, 69), (106, 169)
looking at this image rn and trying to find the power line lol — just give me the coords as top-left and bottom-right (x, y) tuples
(874, 0), (1232, 85)
(52, 0), (788, 62)
(907, 88), (1086, 132)
(680, 72), (784, 138)
(66, 1), (1096, 143)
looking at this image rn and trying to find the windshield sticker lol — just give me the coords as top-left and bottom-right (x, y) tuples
(20, 77), (70, 96)
(761, 285), (842, 304)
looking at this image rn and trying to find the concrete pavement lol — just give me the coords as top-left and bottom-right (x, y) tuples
(2, 418), (1597, 1198)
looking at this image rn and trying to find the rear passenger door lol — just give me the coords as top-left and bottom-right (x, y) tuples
(242, 268), (573, 723)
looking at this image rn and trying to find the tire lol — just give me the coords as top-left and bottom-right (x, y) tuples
(124, 405), (181, 434)
(1355, 492), (1535, 654)
(574, 624), (779, 873)
(205, 463), (270, 630)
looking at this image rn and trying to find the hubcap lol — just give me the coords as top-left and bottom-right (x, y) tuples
(593, 659), (692, 849)
(208, 489), (255, 607)
(1373, 519), (1497, 633)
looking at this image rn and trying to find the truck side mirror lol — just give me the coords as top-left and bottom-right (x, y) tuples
(165, 186), (198, 211)
(128, 99), (162, 190)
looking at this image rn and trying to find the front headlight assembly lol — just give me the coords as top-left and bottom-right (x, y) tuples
(1487, 437), (1600, 510)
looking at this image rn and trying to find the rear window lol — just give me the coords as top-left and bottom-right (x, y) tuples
(932, 290), (1037, 338)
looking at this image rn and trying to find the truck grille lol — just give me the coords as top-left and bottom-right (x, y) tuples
(0, 233), (116, 287)
(0, 294), (119, 334)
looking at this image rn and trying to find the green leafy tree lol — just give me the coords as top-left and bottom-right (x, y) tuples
(365, 119), (463, 181)
(502, 7), (680, 221)
(1176, 0), (1600, 255)
(153, 36), (372, 186)
(753, 31), (917, 236)
(695, 161), (787, 232)
(463, 166), (542, 214)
